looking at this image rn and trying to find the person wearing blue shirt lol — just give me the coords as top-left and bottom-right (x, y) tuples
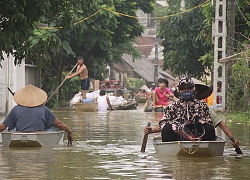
(0, 85), (74, 144)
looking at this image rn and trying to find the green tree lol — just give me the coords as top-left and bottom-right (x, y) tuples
(157, 0), (211, 78)
(227, 50), (250, 111)
(0, 0), (65, 65)
(22, 0), (155, 106)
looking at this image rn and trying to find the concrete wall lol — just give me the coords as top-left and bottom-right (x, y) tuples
(25, 64), (41, 87)
(0, 54), (25, 115)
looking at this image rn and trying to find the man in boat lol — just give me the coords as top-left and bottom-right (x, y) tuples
(66, 56), (89, 99)
(152, 78), (175, 112)
(96, 90), (114, 111)
(0, 85), (74, 145)
(144, 77), (240, 147)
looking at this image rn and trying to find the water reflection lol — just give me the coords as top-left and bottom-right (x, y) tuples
(0, 105), (249, 179)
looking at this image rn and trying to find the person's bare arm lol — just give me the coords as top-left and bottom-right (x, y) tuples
(0, 123), (7, 132)
(152, 91), (157, 108)
(144, 126), (160, 135)
(218, 121), (239, 147)
(66, 65), (84, 79)
(106, 96), (114, 110)
(53, 118), (74, 142)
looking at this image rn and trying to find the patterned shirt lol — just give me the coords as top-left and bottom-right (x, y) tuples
(159, 98), (212, 133)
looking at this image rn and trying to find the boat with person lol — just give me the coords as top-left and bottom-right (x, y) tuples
(70, 91), (99, 112)
(134, 96), (148, 103)
(134, 85), (149, 103)
(1, 130), (65, 147)
(152, 136), (226, 156)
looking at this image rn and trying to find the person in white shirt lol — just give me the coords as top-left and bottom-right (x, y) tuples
(96, 90), (114, 111)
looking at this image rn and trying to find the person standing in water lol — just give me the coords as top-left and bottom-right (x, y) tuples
(66, 56), (89, 99)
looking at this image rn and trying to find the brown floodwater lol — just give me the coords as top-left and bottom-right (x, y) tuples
(0, 104), (249, 179)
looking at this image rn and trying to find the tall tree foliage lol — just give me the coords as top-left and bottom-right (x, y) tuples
(227, 50), (250, 111)
(0, 0), (64, 65)
(158, 0), (211, 78)
(18, 0), (155, 106)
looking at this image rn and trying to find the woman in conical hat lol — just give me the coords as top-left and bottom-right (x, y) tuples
(0, 85), (74, 145)
(13, 84), (48, 107)
(173, 78), (212, 100)
(144, 77), (216, 142)
(144, 78), (240, 150)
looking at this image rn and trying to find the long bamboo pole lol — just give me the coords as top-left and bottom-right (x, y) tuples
(43, 63), (78, 105)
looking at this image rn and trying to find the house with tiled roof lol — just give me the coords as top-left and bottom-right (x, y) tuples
(110, 1), (176, 88)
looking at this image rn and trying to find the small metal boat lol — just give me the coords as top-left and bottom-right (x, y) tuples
(1, 131), (64, 147)
(152, 136), (226, 156)
(72, 102), (98, 112)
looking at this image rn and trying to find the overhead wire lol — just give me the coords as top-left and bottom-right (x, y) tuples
(103, 0), (210, 20)
(37, 0), (210, 30)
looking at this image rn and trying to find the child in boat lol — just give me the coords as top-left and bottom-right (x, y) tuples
(152, 78), (175, 111)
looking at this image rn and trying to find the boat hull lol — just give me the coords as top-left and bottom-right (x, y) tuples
(72, 102), (98, 112)
(1, 131), (64, 147)
(115, 102), (138, 110)
(152, 136), (226, 156)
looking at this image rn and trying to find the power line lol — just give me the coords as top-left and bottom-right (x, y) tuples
(37, 0), (210, 30)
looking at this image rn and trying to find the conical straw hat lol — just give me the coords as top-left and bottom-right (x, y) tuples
(140, 85), (149, 90)
(14, 85), (48, 107)
(191, 78), (212, 100)
(174, 78), (212, 100)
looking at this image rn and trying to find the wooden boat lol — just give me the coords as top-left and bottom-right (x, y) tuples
(115, 102), (138, 110)
(134, 96), (148, 103)
(1, 131), (64, 147)
(152, 136), (226, 156)
(72, 102), (98, 112)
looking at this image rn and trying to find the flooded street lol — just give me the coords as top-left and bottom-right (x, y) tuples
(0, 104), (250, 179)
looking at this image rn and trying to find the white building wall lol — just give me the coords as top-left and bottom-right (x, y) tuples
(0, 54), (25, 115)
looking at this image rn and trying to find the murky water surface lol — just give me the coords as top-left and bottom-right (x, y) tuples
(0, 105), (249, 179)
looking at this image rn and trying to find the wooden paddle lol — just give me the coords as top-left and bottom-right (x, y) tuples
(44, 63), (78, 105)
(141, 122), (151, 152)
(230, 137), (243, 154)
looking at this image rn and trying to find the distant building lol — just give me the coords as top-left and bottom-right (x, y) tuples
(111, 54), (176, 88)
(109, 0), (176, 88)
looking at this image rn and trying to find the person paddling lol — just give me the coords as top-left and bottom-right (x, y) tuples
(66, 56), (89, 100)
(144, 77), (240, 150)
(0, 85), (74, 145)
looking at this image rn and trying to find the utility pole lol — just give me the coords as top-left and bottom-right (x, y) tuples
(153, 20), (158, 84)
(213, 0), (227, 111)
(181, 0), (185, 11)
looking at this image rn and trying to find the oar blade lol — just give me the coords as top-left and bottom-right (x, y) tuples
(235, 147), (243, 155)
(140, 122), (151, 152)
(230, 137), (243, 155)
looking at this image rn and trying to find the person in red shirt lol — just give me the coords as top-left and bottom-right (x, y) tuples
(152, 78), (174, 111)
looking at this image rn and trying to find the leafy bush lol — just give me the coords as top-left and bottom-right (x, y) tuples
(227, 58), (250, 111)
